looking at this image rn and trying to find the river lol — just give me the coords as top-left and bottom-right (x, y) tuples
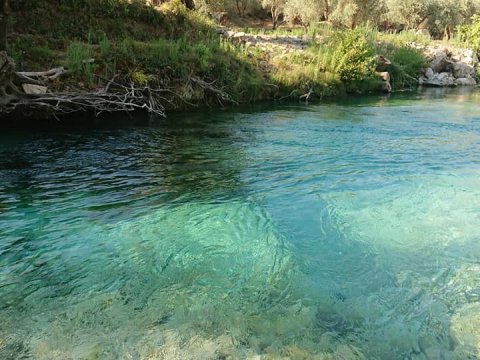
(1, 88), (480, 359)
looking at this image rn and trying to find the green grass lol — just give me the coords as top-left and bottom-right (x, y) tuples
(8, 0), (431, 107)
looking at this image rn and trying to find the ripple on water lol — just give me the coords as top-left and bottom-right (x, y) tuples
(2, 90), (480, 359)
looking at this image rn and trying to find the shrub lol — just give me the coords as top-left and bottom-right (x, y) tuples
(66, 42), (95, 86)
(387, 47), (426, 89)
(320, 28), (376, 84)
(456, 15), (480, 51)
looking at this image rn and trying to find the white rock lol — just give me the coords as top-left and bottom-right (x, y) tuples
(429, 49), (451, 73)
(22, 84), (47, 95)
(454, 77), (477, 86)
(453, 62), (475, 78)
(233, 32), (246, 38)
(377, 71), (390, 82)
(422, 72), (455, 87)
(425, 67), (434, 79)
(463, 49), (476, 61)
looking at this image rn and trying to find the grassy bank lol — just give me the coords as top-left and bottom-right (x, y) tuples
(6, 0), (452, 112)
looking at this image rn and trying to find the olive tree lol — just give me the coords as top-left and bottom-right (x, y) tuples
(428, 0), (480, 38)
(261, 0), (286, 29)
(284, 0), (325, 28)
(330, 0), (385, 28)
(384, 0), (433, 30)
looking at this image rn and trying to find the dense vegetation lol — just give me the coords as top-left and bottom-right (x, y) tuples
(0, 0), (479, 112)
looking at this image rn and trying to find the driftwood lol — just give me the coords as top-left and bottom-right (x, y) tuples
(189, 75), (237, 106)
(1, 76), (168, 119)
(299, 87), (314, 102)
(16, 67), (67, 85)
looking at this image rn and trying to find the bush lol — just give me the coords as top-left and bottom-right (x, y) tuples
(66, 42), (95, 86)
(456, 15), (480, 51)
(320, 28), (376, 84)
(387, 47), (426, 89)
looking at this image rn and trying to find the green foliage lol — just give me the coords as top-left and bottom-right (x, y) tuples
(321, 28), (376, 84)
(129, 68), (154, 85)
(377, 30), (431, 47)
(387, 47), (426, 89)
(456, 15), (480, 50)
(330, 0), (386, 29)
(66, 42), (95, 86)
(30, 46), (54, 62)
(385, 0), (433, 30)
(284, 0), (324, 29)
(7, 35), (33, 68)
(99, 35), (110, 56)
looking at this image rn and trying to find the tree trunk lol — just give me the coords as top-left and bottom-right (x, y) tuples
(0, 0), (8, 52)
(236, 0), (246, 17)
(181, 0), (195, 10)
(323, 0), (329, 21)
(271, 6), (278, 29)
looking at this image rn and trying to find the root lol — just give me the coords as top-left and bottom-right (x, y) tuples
(1, 77), (168, 119)
(188, 75), (237, 106)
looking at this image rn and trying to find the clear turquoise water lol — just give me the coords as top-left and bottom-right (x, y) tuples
(1, 89), (480, 359)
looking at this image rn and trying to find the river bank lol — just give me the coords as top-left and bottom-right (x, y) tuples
(1, 1), (479, 122)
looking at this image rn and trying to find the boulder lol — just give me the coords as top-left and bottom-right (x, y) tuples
(452, 62), (475, 78)
(451, 49), (479, 67)
(381, 81), (392, 93)
(232, 32), (246, 38)
(425, 67), (434, 79)
(454, 77), (477, 86)
(22, 83), (48, 95)
(422, 72), (455, 87)
(377, 71), (390, 82)
(429, 49), (453, 73)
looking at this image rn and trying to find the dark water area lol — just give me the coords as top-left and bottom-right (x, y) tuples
(1, 88), (480, 359)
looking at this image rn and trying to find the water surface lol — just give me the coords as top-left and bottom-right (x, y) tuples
(1, 89), (480, 359)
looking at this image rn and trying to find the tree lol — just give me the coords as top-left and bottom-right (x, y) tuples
(284, 0), (325, 29)
(261, 0), (286, 29)
(0, 0), (7, 52)
(330, 0), (385, 29)
(236, 0), (247, 16)
(385, 0), (433, 30)
(428, 0), (480, 38)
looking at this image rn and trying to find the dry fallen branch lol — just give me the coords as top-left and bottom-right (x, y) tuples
(17, 67), (67, 81)
(1, 83), (167, 119)
(188, 75), (237, 106)
(299, 87), (314, 102)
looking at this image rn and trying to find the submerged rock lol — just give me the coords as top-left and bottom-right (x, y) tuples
(451, 302), (480, 358)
